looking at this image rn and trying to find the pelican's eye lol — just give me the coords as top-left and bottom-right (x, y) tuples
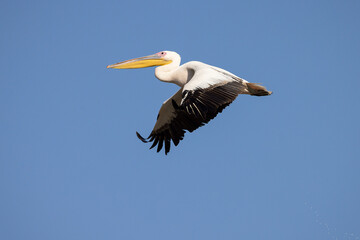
(157, 51), (167, 57)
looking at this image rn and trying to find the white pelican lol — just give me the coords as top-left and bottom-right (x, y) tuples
(107, 51), (272, 154)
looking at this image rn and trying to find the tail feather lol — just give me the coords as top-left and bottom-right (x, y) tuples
(247, 83), (272, 96)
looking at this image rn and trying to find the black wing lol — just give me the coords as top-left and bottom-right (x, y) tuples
(136, 80), (247, 155)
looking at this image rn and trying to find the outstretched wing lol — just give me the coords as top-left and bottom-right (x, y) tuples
(136, 65), (250, 155)
(136, 89), (185, 155)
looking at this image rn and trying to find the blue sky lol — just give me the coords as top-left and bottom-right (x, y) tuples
(1, 0), (360, 239)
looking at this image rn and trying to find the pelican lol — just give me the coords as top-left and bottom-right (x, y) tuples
(107, 51), (272, 155)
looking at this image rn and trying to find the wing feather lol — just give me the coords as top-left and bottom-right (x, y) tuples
(136, 65), (249, 154)
(135, 63), (272, 154)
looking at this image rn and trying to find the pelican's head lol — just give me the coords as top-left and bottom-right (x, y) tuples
(107, 51), (179, 69)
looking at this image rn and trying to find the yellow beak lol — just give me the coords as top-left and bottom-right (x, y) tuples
(107, 54), (172, 69)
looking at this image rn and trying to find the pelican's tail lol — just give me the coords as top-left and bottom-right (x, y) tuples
(246, 83), (273, 96)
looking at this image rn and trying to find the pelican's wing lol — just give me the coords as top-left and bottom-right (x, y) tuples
(136, 88), (187, 155)
(180, 66), (249, 121)
(136, 65), (256, 155)
(180, 65), (271, 121)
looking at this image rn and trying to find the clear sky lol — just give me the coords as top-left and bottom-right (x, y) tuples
(1, 0), (360, 239)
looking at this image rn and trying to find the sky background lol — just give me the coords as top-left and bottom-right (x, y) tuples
(1, 0), (360, 239)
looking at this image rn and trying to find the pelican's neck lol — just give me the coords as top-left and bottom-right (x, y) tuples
(155, 58), (184, 86)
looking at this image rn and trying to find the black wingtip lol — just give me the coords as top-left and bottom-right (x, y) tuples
(156, 137), (164, 153)
(136, 131), (148, 143)
(164, 138), (171, 155)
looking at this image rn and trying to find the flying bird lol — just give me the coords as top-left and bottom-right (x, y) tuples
(107, 51), (272, 154)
